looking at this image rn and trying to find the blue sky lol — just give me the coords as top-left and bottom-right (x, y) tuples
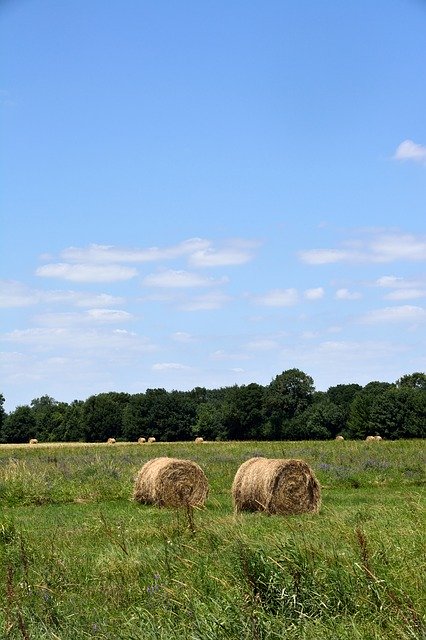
(1, 0), (425, 412)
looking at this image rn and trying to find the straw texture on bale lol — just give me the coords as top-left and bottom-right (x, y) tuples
(335, 435), (344, 440)
(194, 437), (204, 444)
(138, 437), (146, 444)
(374, 435), (382, 441)
(232, 457), (321, 515)
(29, 438), (38, 445)
(133, 457), (209, 508)
(107, 438), (116, 444)
(365, 435), (376, 441)
(147, 437), (156, 443)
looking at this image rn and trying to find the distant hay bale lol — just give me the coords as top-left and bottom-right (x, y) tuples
(365, 435), (376, 442)
(137, 437), (146, 444)
(374, 435), (382, 441)
(231, 457), (321, 515)
(107, 438), (116, 444)
(133, 457), (209, 508)
(147, 437), (156, 443)
(29, 438), (38, 445)
(335, 435), (344, 441)
(194, 437), (204, 444)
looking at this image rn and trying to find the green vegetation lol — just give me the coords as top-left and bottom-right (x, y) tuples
(1, 369), (425, 444)
(0, 439), (424, 639)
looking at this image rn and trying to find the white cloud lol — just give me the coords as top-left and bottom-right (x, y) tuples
(335, 288), (362, 300)
(188, 240), (258, 267)
(179, 291), (231, 310)
(152, 362), (190, 371)
(252, 288), (299, 307)
(87, 309), (133, 322)
(61, 238), (210, 264)
(3, 327), (155, 352)
(33, 309), (133, 327)
(210, 349), (250, 361)
(244, 338), (279, 351)
(142, 269), (227, 288)
(36, 263), (137, 283)
(304, 287), (324, 300)
(300, 231), (426, 265)
(360, 305), (426, 324)
(298, 249), (351, 265)
(0, 281), (125, 308)
(393, 139), (426, 164)
(171, 331), (196, 343)
(375, 275), (426, 300)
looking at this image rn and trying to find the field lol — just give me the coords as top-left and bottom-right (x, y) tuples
(0, 439), (424, 640)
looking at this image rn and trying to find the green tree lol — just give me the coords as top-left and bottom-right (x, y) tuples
(325, 383), (362, 432)
(30, 395), (68, 441)
(82, 392), (130, 442)
(222, 383), (265, 440)
(193, 402), (227, 441)
(370, 386), (425, 439)
(396, 372), (426, 391)
(297, 398), (345, 440)
(0, 394), (6, 441)
(346, 381), (394, 439)
(2, 405), (36, 443)
(61, 400), (85, 441)
(263, 369), (315, 439)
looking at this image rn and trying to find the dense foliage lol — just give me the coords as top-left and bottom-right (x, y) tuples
(1, 369), (425, 443)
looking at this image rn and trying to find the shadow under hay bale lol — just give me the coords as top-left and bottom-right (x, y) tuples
(133, 457), (209, 508)
(232, 457), (321, 515)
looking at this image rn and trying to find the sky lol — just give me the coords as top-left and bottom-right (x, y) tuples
(1, 0), (426, 413)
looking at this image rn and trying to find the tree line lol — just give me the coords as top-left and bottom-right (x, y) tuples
(0, 369), (425, 444)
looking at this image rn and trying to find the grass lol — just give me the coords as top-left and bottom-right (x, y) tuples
(0, 439), (424, 639)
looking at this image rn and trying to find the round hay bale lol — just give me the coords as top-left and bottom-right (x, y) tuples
(231, 457), (321, 515)
(147, 437), (156, 443)
(133, 457), (209, 508)
(374, 435), (382, 441)
(335, 435), (344, 441)
(365, 435), (376, 442)
(107, 437), (116, 444)
(29, 438), (38, 445)
(137, 437), (146, 444)
(194, 437), (204, 444)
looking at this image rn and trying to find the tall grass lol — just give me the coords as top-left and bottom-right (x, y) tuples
(0, 439), (424, 639)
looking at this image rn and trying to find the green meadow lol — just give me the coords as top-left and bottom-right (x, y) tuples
(0, 440), (424, 639)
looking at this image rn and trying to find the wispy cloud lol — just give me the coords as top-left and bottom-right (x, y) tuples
(36, 263), (137, 283)
(60, 238), (210, 264)
(335, 288), (362, 300)
(375, 275), (426, 300)
(299, 231), (426, 265)
(171, 331), (196, 343)
(188, 240), (259, 267)
(152, 362), (190, 371)
(360, 305), (426, 324)
(55, 237), (258, 268)
(142, 269), (227, 288)
(179, 291), (231, 311)
(304, 287), (324, 300)
(34, 309), (133, 327)
(0, 280), (124, 308)
(252, 288), (299, 307)
(393, 139), (426, 164)
(3, 327), (156, 352)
